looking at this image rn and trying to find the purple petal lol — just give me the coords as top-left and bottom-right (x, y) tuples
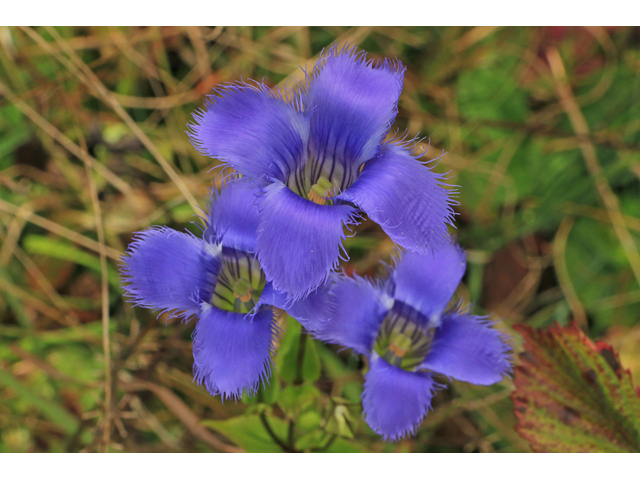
(316, 273), (388, 355)
(392, 244), (466, 321)
(192, 306), (277, 400)
(204, 177), (260, 253)
(421, 312), (512, 385)
(339, 142), (456, 254)
(120, 227), (220, 320)
(255, 180), (359, 298)
(305, 45), (405, 175)
(363, 355), (439, 441)
(260, 281), (332, 332)
(188, 83), (309, 182)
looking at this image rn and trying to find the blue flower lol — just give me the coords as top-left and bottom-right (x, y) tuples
(188, 44), (456, 299)
(317, 242), (512, 441)
(120, 177), (329, 400)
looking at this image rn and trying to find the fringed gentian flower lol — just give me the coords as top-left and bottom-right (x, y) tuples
(317, 242), (512, 441)
(188, 44), (455, 299)
(120, 177), (329, 400)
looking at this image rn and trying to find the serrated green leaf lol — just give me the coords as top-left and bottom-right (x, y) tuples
(512, 322), (640, 452)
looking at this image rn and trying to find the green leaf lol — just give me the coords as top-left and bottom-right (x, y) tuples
(296, 410), (321, 431)
(0, 269), (32, 329)
(260, 375), (281, 404)
(278, 384), (321, 418)
(295, 430), (326, 451)
(276, 316), (301, 382)
(22, 235), (119, 288)
(512, 322), (640, 452)
(322, 437), (366, 453)
(201, 414), (288, 453)
(23, 323), (104, 346)
(277, 317), (321, 383)
(301, 335), (321, 383)
(243, 373), (280, 406)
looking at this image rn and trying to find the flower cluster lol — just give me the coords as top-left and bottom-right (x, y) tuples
(120, 44), (512, 441)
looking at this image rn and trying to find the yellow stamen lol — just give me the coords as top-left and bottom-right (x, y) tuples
(307, 189), (326, 205)
(389, 342), (408, 357)
(235, 291), (253, 302)
(307, 176), (334, 205)
(389, 334), (412, 357)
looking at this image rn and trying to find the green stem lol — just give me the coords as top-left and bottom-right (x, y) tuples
(288, 329), (308, 450)
(259, 411), (293, 453)
(287, 419), (296, 450)
(293, 331), (307, 386)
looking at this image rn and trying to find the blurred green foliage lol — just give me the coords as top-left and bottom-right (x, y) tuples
(0, 26), (639, 452)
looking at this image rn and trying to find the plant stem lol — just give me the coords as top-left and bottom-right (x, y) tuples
(259, 411), (293, 453)
(287, 329), (309, 450)
(293, 331), (307, 386)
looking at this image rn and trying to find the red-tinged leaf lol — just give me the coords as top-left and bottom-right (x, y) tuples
(512, 322), (640, 452)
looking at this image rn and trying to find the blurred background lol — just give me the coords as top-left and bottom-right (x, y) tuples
(0, 26), (639, 453)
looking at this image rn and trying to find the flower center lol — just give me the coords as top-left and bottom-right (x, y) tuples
(373, 302), (435, 371)
(307, 176), (335, 205)
(211, 249), (266, 314)
(286, 153), (358, 205)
